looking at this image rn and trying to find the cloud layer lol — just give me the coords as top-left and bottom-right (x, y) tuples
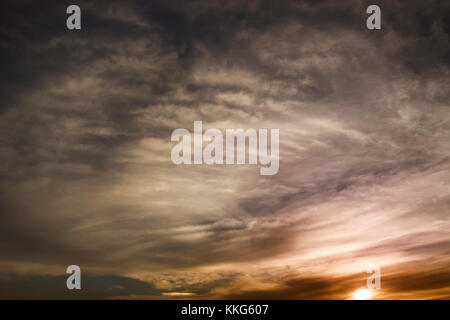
(0, 0), (449, 299)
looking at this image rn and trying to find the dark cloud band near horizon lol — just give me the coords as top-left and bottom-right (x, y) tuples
(0, 0), (449, 299)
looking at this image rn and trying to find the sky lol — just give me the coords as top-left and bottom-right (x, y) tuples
(0, 0), (449, 299)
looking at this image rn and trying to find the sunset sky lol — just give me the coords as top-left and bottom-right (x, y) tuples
(0, 0), (449, 299)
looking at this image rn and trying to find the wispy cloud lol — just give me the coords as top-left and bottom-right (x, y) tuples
(0, 0), (449, 299)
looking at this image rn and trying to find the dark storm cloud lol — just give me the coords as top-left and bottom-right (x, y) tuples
(0, 0), (449, 299)
(0, 271), (242, 299)
(0, 273), (161, 299)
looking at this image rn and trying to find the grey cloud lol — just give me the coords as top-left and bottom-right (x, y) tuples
(0, 0), (449, 298)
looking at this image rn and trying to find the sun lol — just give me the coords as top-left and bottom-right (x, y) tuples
(352, 289), (373, 300)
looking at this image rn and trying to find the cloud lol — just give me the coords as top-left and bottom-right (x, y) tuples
(0, 0), (449, 299)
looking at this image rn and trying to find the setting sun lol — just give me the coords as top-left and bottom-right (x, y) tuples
(353, 289), (373, 300)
